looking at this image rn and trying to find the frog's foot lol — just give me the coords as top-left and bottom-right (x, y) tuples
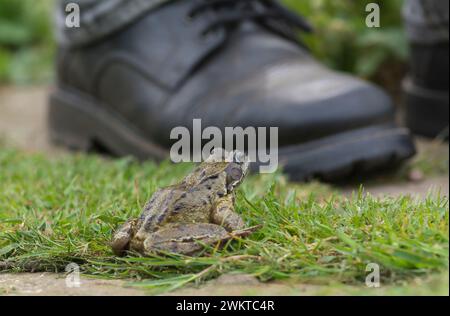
(143, 223), (254, 256)
(111, 219), (137, 256)
(229, 225), (263, 238)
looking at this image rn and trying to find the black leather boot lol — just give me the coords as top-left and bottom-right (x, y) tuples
(49, 0), (416, 181)
(403, 0), (449, 139)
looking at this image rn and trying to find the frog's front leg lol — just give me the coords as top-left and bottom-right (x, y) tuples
(211, 194), (245, 232)
(111, 219), (138, 256)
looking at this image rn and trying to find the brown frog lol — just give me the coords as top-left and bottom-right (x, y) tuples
(112, 149), (259, 256)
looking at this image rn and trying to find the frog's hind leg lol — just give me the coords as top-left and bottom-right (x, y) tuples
(111, 219), (138, 256)
(143, 223), (233, 256)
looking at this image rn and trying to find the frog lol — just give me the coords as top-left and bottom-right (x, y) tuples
(111, 149), (259, 256)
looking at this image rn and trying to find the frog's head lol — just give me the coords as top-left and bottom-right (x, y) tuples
(205, 149), (250, 192)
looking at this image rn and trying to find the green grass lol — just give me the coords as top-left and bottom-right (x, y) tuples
(0, 147), (448, 295)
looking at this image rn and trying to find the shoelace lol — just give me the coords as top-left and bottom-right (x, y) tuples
(188, 0), (313, 42)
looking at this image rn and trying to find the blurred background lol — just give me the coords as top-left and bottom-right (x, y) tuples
(0, 0), (407, 98)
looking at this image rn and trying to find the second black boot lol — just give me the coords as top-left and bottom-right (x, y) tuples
(403, 0), (449, 139)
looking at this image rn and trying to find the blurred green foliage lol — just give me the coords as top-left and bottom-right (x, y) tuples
(285, 0), (408, 78)
(0, 0), (408, 85)
(0, 0), (54, 84)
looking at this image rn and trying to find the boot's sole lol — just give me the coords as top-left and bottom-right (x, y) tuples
(403, 77), (449, 139)
(49, 88), (416, 182)
(277, 125), (415, 181)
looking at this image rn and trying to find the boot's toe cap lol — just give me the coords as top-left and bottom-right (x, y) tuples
(212, 60), (396, 145)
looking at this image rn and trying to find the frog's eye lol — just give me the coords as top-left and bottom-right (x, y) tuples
(226, 164), (243, 185)
(230, 167), (243, 180)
